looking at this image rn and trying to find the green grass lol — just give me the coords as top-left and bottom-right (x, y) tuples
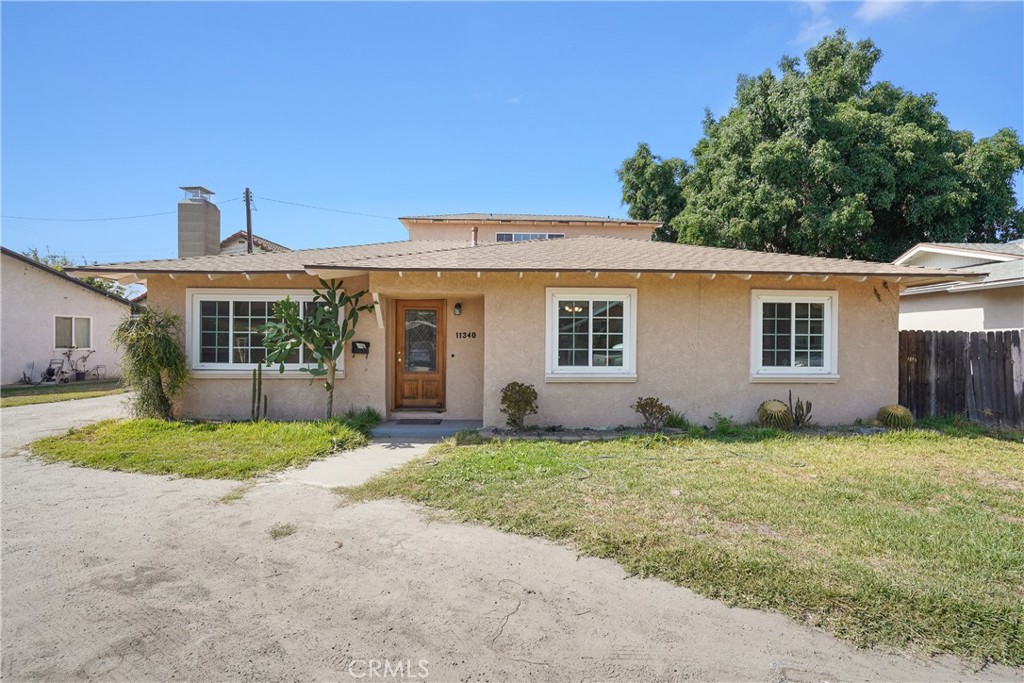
(268, 522), (297, 540)
(31, 415), (376, 479)
(1, 380), (125, 408)
(346, 420), (1024, 665)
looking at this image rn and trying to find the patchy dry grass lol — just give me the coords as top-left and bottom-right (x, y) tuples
(31, 417), (372, 479)
(347, 421), (1024, 666)
(1, 380), (124, 408)
(218, 483), (256, 504)
(267, 523), (296, 540)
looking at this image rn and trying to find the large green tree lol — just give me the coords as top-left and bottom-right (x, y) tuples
(618, 30), (1024, 261)
(616, 143), (689, 241)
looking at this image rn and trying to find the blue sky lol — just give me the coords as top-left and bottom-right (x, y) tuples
(2, 1), (1022, 264)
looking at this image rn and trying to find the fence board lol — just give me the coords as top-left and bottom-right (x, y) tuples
(898, 329), (1024, 429)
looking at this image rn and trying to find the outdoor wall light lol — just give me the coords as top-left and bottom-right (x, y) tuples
(453, 303), (462, 316)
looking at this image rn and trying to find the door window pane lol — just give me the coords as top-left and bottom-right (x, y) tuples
(404, 309), (437, 372)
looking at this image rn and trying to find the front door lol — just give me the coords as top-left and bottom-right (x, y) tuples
(394, 299), (446, 409)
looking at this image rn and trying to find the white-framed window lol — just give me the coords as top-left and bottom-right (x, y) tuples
(750, 289), (838, 382)
(186, 289), (337, 373)
(496, 232), (565, 242)
(545, 288), (637, 382)
(54, 316), (92, 349)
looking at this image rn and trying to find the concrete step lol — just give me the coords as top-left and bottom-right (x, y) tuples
(370, 420), (482, 439)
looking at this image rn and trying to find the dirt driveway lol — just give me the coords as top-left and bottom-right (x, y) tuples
(3, 452), (1021, 682)
(1, 393), (129, 455)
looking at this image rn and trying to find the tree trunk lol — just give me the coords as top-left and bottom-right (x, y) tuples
(324, 360), (336, 420)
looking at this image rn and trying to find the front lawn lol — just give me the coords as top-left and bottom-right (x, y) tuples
(346, 422), (1024, 666)
(1, 380), (125, 408)
(31, 411), (378, 479)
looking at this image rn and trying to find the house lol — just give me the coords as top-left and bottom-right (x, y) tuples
(1, 247), (132, 385)
(893, 242), (1024, 331)
(70, 187), (972, 427)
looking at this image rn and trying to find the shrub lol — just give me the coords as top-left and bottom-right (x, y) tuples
(500, 382), (538, 429)
(877, 404), (914, 429)
(757, 400), (793, 430)
(338, 407), (384, 435)
(113, 309), (189, 420)
(664, 410), (691, 430)
(631, 397), (673, 431)
(711, 413), (739, 436)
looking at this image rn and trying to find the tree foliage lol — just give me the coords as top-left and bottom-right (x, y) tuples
(22, 247), (128, 298)
(113, 309), (189, 420)
(617, 30), (1024, 261)
(616, 143), (690, 241)
(260, 279), (374, 420)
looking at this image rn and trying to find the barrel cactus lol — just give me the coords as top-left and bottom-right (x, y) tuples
(877, 404), (914, 429)
(757, 399), (793, 430)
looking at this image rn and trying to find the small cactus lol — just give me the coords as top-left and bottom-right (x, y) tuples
(757, 399), (793, 430)
(877, 404), (914, 429)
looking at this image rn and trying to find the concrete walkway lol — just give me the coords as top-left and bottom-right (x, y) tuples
(277, 438), (436, 488)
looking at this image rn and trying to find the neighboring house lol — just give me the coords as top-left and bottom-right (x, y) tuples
(218, 230), (291, 256)
(71, 187), (970, 427)
(894, 242), (1024, 331)
(1, 247), (132, 385)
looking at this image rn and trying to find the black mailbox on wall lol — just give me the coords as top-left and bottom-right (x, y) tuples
(351, 341), (370, 357)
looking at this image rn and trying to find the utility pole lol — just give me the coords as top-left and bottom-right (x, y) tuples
(244, 188), (254, 254)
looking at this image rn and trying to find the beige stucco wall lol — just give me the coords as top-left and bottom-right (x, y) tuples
(1, 252), (130, 384)
(146, 273), (387, 420)
(899, 286), (1024, 331)
(146, 268), (899, 427)
(406, 223), (653, 243)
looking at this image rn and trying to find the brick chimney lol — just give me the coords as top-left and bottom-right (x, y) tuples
(178, 186), (220, 258)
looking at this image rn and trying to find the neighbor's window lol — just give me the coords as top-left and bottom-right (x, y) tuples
(188, 290), (330, 371)
(496, 232), (565, 242)
(545, 288), (637, 381)
(54, 316), (91, 348)
(750, 290), (838, 381)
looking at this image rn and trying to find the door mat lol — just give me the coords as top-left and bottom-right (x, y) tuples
(395, 419), (443, 425)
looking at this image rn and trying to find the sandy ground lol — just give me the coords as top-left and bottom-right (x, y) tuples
(3, 448), (1022, 682)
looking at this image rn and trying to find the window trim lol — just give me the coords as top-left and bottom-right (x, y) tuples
(54, 315), (93, 350)
(749, 289), (839, 383)
(496, 232), (565, 242)
(186, 288), (343, 376)
(545, 287), (637, 382)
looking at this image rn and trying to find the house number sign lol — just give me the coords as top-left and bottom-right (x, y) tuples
(455, 332), (477, 339)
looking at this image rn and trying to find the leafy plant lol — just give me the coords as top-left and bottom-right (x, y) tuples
(260, 279), (374, 419)
(500, 381), (538, 429)
(878, 404), (914, 430)
(113, 309), (189, 419)
(757, 399), (793, 430)
(338, 406), (384, 435)
(789, 390), (813, 428)
(664, 410), (691, 430)
(631, 396), (673, 431)
(710, 413), (738, 436)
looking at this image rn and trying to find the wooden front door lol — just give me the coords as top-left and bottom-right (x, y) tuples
(394, 300), (446, 409)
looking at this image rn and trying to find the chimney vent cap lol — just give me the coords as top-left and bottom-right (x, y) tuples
(179, 186), (215, 202)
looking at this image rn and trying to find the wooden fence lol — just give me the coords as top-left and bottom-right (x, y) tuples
(898, 329), (1024, 429)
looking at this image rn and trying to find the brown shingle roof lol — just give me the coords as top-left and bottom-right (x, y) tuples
(220, 230), (291, 252)
(401, 213), (661, 225)
(69, 236), (974, 284)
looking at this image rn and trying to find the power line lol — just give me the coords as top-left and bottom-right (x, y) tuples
(1, 197), (241, 223)
(257, 196), (396, 220)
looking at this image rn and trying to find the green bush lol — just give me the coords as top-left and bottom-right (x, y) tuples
(338, 407), (384, 435)
(757, 400), (793, 430)
(500, 382), (538, 429)
(113, 309), (189, 420)
(877, 404), (914, 429)
(631, 397), (673, 431)
(664, 410), (691, 430)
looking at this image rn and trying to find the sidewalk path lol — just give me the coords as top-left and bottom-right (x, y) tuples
(277, 438), (436, 487)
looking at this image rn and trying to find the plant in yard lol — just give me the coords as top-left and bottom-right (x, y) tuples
(631, 396), (673, 431)
(664, 410), (690, 430)
(500, 381), (538, 429)
(250, 363), (268, 422)
(113, 309), (189, 419)
(710, 413), (739, 436)
(788, 390), (813, 428)
(877, 404), (914, 429)
(267, 523), (296, 540)
(260, 278), (374, 419)
(757, 400), (793, 430)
